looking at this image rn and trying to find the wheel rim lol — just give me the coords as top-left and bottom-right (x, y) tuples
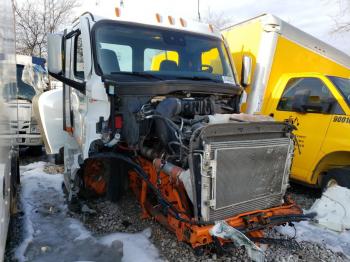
(83, 159), (107, 195)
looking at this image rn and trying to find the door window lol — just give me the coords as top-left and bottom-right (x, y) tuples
(99, 43), (132, 73)
(277, 77), (334, 113)
(201, 47), (223, 74)
(74, 34), (84, 79)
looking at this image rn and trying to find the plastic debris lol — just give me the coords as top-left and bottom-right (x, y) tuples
(309, 185), (350, 232)
(209, 221), (264, 262)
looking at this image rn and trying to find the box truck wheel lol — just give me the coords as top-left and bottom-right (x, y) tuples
(321, 167), (350, 190)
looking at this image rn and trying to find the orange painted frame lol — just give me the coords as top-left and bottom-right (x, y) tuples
(129, 157), (302, 248)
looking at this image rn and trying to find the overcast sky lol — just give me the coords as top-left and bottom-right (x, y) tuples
(77, 0), (350, 54)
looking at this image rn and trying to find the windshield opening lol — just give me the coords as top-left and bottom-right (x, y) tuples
(328, 76), (350, 106)
(93, 22), (236, 84)
(16, 64), (35, 101)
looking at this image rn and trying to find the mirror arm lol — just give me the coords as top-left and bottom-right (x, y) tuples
(49, 72), (86, 95)
(64, 29), (80, 40)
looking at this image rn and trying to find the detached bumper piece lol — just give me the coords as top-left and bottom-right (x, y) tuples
(210, 221), (264, 262)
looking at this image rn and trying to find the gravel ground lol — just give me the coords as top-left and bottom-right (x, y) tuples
(68, 189), (347, 262)
(5, 150), (350, 261)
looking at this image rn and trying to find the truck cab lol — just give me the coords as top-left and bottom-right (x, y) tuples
(11, 55), (47, 151)
(266, 73), (350, 188)
(35, 10), (306, 250)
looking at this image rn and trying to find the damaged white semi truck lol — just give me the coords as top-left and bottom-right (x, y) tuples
(35, 10), (312, 253)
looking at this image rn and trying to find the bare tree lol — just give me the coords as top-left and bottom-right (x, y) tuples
(330, 0), (350, 33)
(14, 0), (80, 57)
(201, 7), (234, 30)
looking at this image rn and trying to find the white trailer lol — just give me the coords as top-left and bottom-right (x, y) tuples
(0, 0), (20, 261)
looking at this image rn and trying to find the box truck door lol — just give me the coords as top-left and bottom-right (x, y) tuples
(270, 77), (335, 182)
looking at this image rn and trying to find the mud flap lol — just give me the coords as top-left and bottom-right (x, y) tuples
(209, 221), (264, 262)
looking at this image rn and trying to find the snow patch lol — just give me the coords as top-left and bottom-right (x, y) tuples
(309, 185), (350, 231)
(15, 161), (162, 262)
(100, 228), (162, 262)
(15, 162), (60, 262)
(277, 221), (350, 257)
(277, 185), (350, 257)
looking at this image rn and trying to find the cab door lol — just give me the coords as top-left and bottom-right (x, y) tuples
(269, 76), (337, 183)
(63, 18), (91, 149)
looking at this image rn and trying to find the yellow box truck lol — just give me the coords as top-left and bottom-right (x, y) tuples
(222, 14), (350, 189)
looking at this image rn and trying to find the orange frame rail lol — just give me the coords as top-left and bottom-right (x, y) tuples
(129, 157), (303, 248)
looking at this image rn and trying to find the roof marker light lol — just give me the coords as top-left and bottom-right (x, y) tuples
(179, 18), (187, 27)
(168, 16), (175, 25)
(115, 7), (121, 17)
(156, 13), (162, 23)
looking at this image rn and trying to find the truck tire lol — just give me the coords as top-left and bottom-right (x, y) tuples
(106, 160), (128, 203)
(10, 153), (20, 215)
(55, 147), (64, 165)
(29, 145), (43, 156)
(320, 167), (350, 190)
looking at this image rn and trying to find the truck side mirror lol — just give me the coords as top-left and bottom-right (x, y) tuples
(48, 33), (63, 75)
(241, 55), (252, 87)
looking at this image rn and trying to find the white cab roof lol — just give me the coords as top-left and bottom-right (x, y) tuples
(76, 10), (222, 39)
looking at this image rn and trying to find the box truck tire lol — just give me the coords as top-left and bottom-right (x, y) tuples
(321, 167), (350, 190)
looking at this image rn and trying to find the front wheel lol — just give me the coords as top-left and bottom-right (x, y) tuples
(29, 145), (43, 156)
(320, 167), (350, 191)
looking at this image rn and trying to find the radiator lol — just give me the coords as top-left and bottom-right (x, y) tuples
(195, 122), (293, 222)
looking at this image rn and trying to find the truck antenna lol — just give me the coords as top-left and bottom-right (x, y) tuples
(197, 0), (201, 21)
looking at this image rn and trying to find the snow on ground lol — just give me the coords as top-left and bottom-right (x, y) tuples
(15, 161), (162, 262)
(277, 221), (350, 257)
(276, 185), (350, 258)
(14, 160), (350, 261)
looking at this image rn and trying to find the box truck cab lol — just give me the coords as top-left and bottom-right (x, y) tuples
(267, 73), (350, 188)
(223, 14), (350, 188)
(34, 9), (307, 251)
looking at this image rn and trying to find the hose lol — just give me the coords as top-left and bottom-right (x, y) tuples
(89, 151), (314, 229)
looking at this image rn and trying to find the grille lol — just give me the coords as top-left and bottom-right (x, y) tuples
(209, 194), (282, 221)
(201, 137), (292, 221)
